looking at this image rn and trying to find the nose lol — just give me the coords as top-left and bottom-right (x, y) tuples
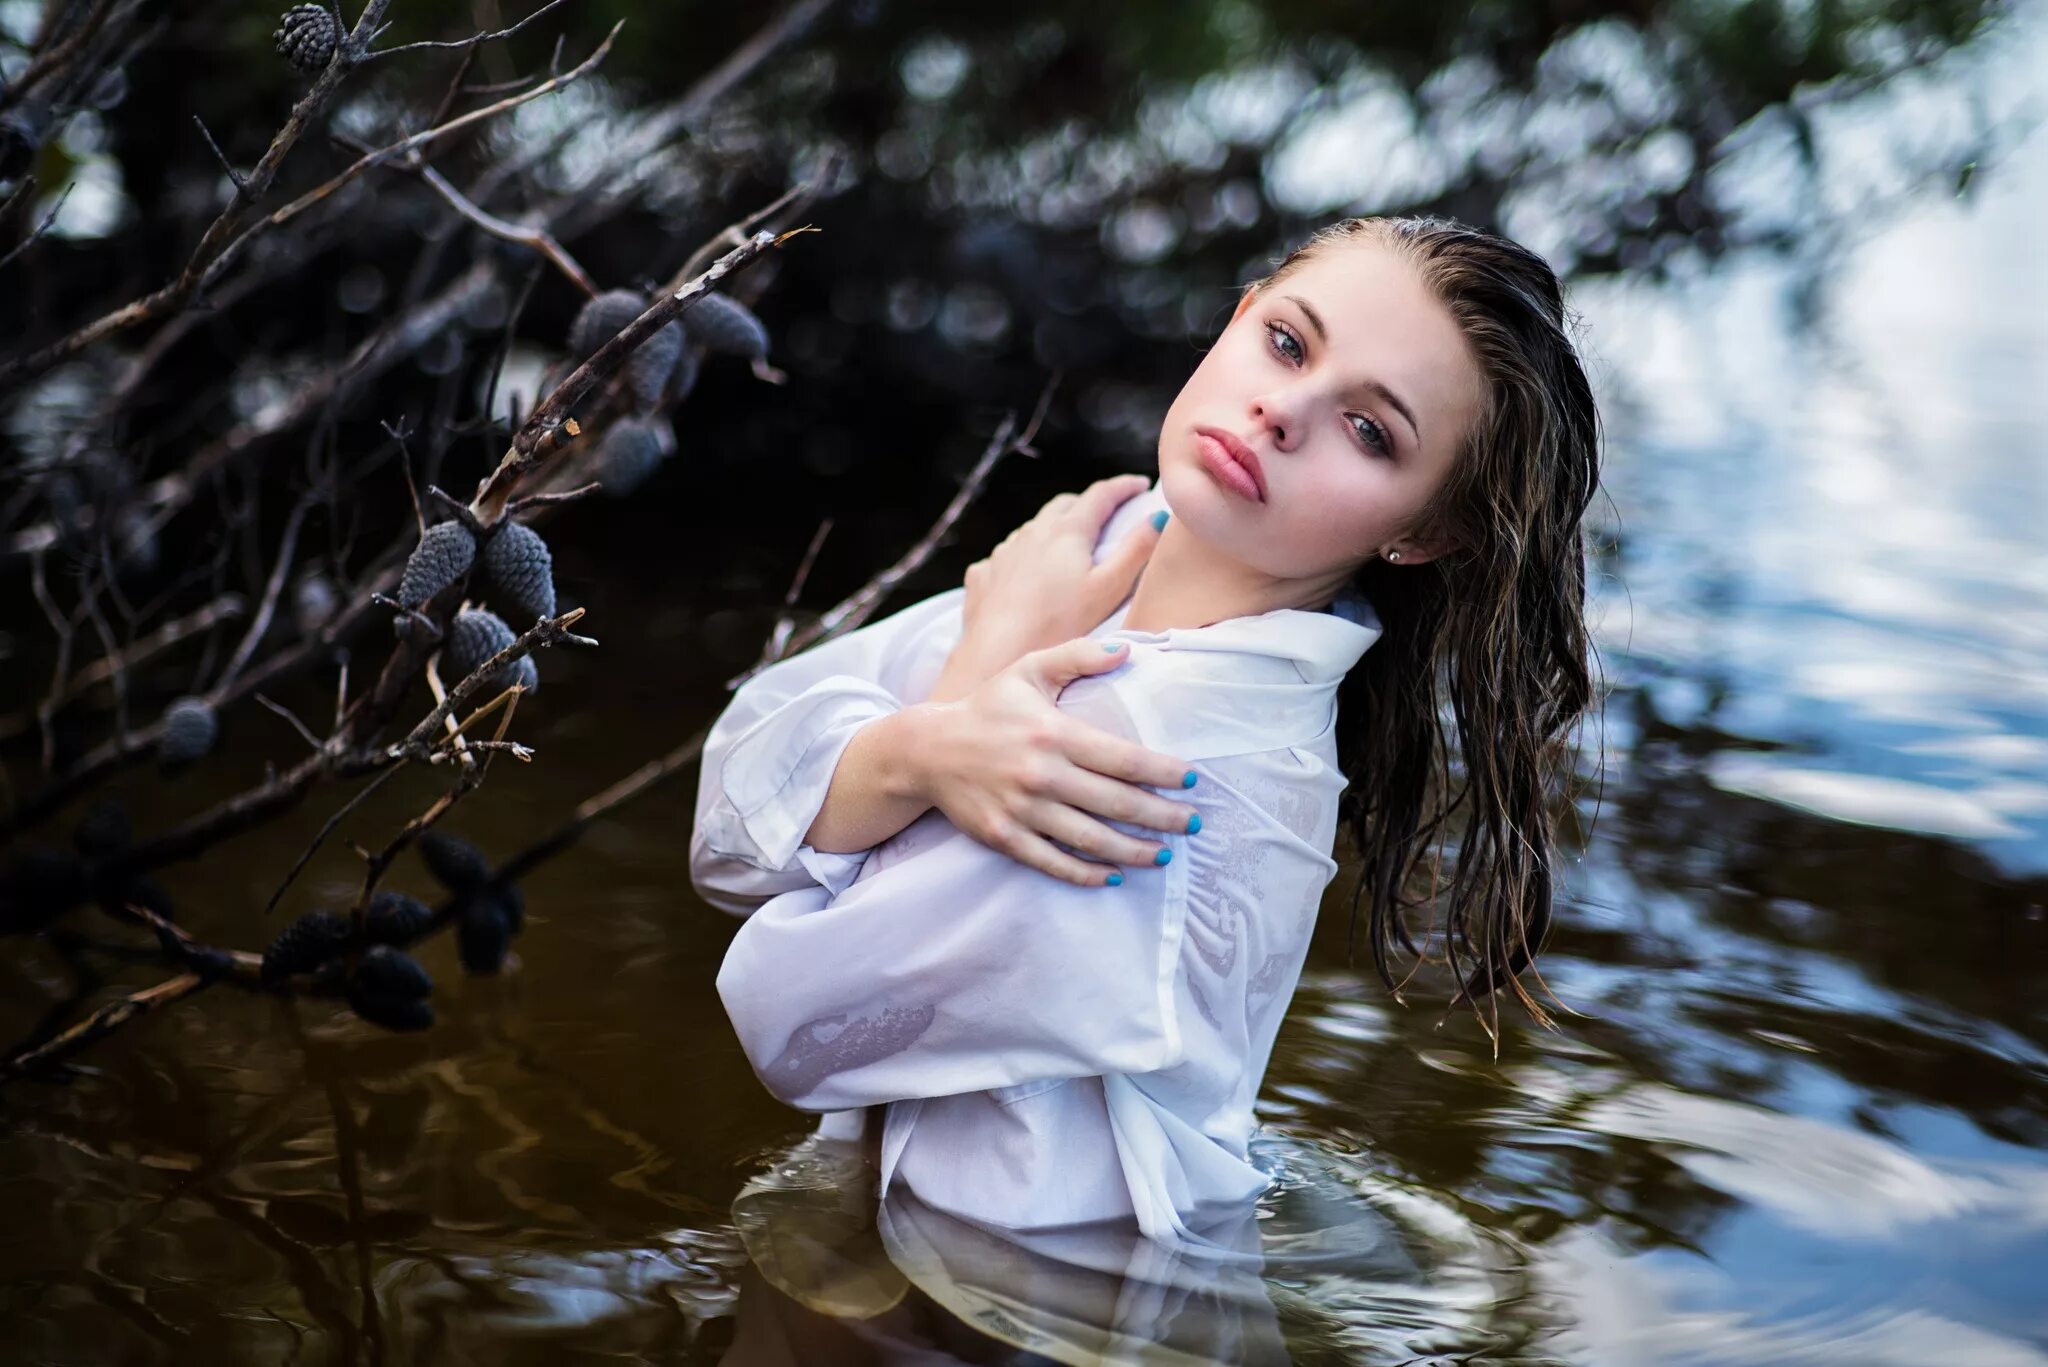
(1250, 394), (1301, 452)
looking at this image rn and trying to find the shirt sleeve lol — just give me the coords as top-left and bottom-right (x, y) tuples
(689, 587), (967, 917)
(713, 671), (1193, 1113)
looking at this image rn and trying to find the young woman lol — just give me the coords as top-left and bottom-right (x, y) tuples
(691, 215), (1600, 1246)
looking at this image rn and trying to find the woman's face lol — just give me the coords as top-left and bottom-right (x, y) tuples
(1156, 238), (1484, 587)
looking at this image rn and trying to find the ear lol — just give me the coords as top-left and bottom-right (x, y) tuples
(1228, 287), (1259, 327)
(1387, 531), (1462, 568)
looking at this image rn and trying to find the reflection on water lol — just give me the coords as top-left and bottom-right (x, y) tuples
(5, 2), (2048, 1362)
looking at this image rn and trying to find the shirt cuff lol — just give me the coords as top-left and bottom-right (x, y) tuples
(715, 675), (902, 874)
(794, 844), (872, 898)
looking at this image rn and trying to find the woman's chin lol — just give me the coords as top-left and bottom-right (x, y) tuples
(1161, 462), (1253, 522)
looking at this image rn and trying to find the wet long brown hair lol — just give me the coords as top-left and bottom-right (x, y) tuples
(1247, 216), (1601, 1049)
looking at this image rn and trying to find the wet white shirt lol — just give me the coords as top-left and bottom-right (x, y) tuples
(692, 481), (1381, 1246)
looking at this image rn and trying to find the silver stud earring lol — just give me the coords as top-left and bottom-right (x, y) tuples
(1386, 548), (1402, 562)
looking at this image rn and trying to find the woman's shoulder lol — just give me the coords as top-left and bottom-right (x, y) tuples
(1072, 625), (1357, 769)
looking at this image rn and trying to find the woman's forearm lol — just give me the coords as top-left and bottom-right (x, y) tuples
(801, 705), (939, 854)
(804, 638), (1023, 855)
(928, 635), (1037, 705)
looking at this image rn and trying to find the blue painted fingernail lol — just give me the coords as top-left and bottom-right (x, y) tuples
(1154, 848), (1173, 866)
(1182, 771), (1198, 788)
(1105, 871), (1123, 887)
(1102, 642), (1123, 652)
(1185, 813), (1201, 834)
(1151, 510), (1169, 531)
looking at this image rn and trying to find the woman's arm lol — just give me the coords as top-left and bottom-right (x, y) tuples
(718, 667), (1198, 1112)
(803, 639), (1200, 883)
(690, 589), (965, 915)
(692, 478), (1178, 909)
(926, 474), (1164, 705)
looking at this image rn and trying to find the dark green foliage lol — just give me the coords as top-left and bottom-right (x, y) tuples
(157, 697), (218, 773)
(444, 608), (519, 691)
(567, 289), (645, 359)
(273, 5), (339, 72)
(397, 520), (477, 609)
(481, 520), (556, 624)
(626, 321), (683, 411)
(365, 890), (433, 945)
(682, 292), (768, 358)
(262, 910), (352, 983)
(0, 850), (88, 934)
(346, 945), (434, 1032)
(419, 832), (490, 893)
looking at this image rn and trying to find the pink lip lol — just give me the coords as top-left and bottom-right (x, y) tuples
(1195, 427), (1266, 502)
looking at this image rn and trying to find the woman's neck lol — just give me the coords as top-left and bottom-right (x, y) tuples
(1118, 523), (1353, 633)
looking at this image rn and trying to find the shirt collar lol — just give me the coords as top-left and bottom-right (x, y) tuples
(1089, 483), (1383, 759)
(1097, 596), (1380, 760)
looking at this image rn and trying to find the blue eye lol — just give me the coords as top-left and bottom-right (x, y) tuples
(1350, 414), (1390, 455)
(1265, 322), (1392, 457)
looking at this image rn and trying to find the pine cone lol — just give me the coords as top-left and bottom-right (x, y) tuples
(443, 608), (518, 692)
(274, 4), (340, 73)
(397, 520), (476, 609)
(457, 896), (511, 974)
(625, 321), (683, 412)
(349, 991), (434, 1032)
(682, 292), (769, 358)
(667, 342), (700, 403)
(352, 944), (432, 998)
(71, 798), (132, 860)
(481, 520), (556, 624)
(346, 946), (434, 1032)
(0, 850), (87, 935)
(157, 696), (218, 773)
(567, 289), (646, 359)
(261, 910), (352, 983)
(488, 878), (526, 935)
(419, 832), (490, 892)
(365, 890), (433, 945)
(593, 417), (669, 496)
(108, 874), (175, 924)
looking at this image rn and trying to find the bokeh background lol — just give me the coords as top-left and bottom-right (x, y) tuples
(3, 0), (2046, 1361)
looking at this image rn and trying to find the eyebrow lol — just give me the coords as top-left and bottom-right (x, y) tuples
(1283, 293), (1422, 448)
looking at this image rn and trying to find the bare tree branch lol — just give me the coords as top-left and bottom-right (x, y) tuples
(0, 182), (74, 273)
(360, 0), (576, 60)
(468, 225), (808, 522)
(0, 0), (398, 385)
(215, 493), (314, 694)
(0, 593), (246, 743)
(191, 113), (246, 193)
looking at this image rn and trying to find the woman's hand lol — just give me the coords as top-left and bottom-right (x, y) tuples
(932, 475), (1162, 703)
(908, 637), (1199, 887)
